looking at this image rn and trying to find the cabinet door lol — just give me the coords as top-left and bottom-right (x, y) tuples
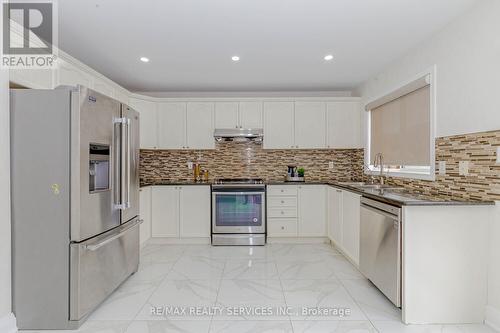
(179, 186), (211, 238)
(327, 187), (343, 245)
(263, 102), (294, 149)
(294, 102), (327, 149)
(298, 185), (326, 237)
(139, 187), (152, 244)
(158, 102), (187, 149)
(239, 101), (263, 128)
(130, 98), (158, 149)
(186, 102), (215, 149)
(58, 60), (92, 88)
(151, 186), (179, 237)
(342, 191), (361, 265)
(327, 102), (361, 148)
(215, 102), (239, 128)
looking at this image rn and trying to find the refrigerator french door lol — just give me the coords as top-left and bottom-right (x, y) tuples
(11, 86), (140, 330)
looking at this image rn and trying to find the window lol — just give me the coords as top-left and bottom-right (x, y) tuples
(365, 71), (435, 180)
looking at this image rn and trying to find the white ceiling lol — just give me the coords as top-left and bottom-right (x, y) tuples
(59, 0), (478, 92)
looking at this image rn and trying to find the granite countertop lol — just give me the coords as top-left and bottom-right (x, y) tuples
(141, 179), (494, 206)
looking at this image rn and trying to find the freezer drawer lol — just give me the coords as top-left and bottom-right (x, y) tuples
(70, 218), (140, 320)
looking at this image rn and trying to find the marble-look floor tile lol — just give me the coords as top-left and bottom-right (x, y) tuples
(372, 321), (499, 333)
(276, 257), (338, 280)
(292, 320), (377, 332)
(135, 279), (219, 320)
(20, 321), (131, 333)
(88, 279), (158, 321)
(217, 279), (284, 305)
(270, 243), (340, 258)
(341, 279), (401, 322)
(166, 256), (225, 280)
(209, 320), (293, 333)
(140, 244), (185, 263)
(127, 261), (174, 283)
(209, 246), (273, 259)
(325, 256), (365, 280)
(125, 320), (211, 333)
(222, 259), (279, 280)
(281, 279), (367, 321)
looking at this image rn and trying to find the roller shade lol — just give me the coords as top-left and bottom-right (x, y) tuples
(370, 85), (430, 166)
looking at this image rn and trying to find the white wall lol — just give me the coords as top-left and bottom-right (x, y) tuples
(0, 4), (15, 332)
(355, 0), (500, 328)
(355, 0), (500, 138)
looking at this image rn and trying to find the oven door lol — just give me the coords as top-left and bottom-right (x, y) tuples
(212, 191), (266, 234)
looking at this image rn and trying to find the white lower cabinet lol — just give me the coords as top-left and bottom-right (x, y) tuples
(139, 187), (152, 244)
(327, 187), (361, 266)
(179, 186), (211, 237)
(267, 185), (326, 238)
(298, 185), (326, 236)
(151, 186), (180, 237)
(151, 185), (210, 240)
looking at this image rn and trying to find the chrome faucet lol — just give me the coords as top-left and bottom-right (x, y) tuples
(373, 153), (385, 186)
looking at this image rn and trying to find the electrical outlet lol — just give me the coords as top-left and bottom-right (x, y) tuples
(438, 161), (446, 176)
(328, 161), (334, 169)
(497, 147), (500, 164)
(187, 161), (193, 170)
(459, 161), (469, 176)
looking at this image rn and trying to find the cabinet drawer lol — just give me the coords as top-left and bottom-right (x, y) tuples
(267, 186), (297, 196)
(268, 207), (297, 218)
(268, 196), (297, 208)
(268, 219), (297, 237)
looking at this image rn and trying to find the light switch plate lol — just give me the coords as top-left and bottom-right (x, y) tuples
(438, 161), (446, 176)
(497, 147), (500, 164)
(328, 161), (334, 169)
(459, 161), (469, 176)
(187, 161), (193, 170)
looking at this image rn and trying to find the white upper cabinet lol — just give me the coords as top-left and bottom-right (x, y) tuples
(186, 102), (215, 149)
(294, 101), (327, 149)
(239, 101), (263, 128)
(215, 102), (239, 128)
(298, 185), (327, 237)
(57, 60), (92, 88)
(158, 102), (187, 149)
(263, 101), (295, 149)
(327, 101), (362, 148)
(130, 98), (158, 149)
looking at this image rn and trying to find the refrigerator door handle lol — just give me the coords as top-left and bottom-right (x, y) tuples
(113, 117), (128, 210)
(126, 117), (131, 209)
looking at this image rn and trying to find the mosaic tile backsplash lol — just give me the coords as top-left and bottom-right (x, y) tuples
(376, 129), (500, 202)
(140, 143), (365, 185)
(140, 130), (499, 202)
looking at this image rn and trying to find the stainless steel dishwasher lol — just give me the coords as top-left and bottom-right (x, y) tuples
(359, 197), (402, 307)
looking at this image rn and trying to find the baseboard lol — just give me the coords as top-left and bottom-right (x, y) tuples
(485, 305), (500, 332)
(0, 313), (17, 333)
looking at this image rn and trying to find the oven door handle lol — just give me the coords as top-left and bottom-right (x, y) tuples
(212, 191), (266, 196)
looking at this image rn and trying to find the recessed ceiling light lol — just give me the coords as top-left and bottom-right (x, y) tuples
(231, 56), (240, 62)
(324, 54), (334, 61)
(140, 57), (150, 63)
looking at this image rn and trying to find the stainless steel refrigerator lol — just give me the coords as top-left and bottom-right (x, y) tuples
(10, 86), (141, 329)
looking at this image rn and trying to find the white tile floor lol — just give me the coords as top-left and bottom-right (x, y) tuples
(23, 242), (498, 333)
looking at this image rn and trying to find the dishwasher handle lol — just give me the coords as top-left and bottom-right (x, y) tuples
(361, 203), (400, 221)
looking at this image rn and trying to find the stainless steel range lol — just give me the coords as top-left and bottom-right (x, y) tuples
(211, 179), (266, 246)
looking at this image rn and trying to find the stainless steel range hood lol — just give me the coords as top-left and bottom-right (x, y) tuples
(214, 128), (263, 143)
